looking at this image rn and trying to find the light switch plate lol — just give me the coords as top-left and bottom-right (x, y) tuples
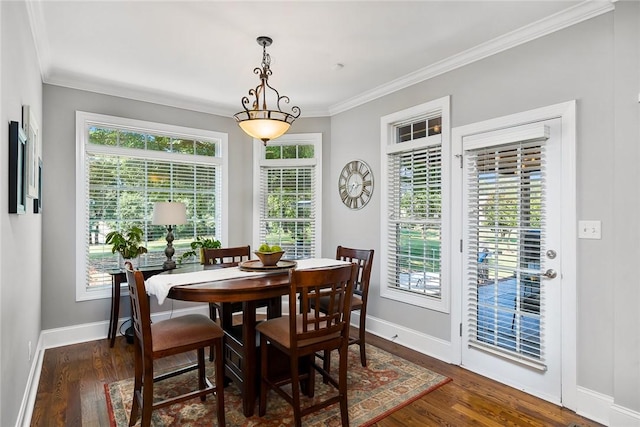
(578, 220), (601, 239)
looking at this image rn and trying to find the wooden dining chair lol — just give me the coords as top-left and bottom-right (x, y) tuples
(257, 263), (358, 427)
(124, 263), (226, 427)
(202, 245), (251, 268)
(316, 246), (374, 374)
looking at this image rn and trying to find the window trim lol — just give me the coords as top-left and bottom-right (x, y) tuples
(252, 133), (323, 257)
(379, 96), (451, 313)
(75, 111), (228, 301)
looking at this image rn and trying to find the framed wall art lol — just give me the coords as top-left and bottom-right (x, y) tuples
(9, 121), (27, 214)
(22, 105), (40, 198)
(34, 158), (42, 213)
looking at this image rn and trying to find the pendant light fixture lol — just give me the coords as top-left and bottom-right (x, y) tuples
(234, 36), (301, 145)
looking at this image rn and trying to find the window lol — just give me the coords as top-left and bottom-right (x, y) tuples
(253, 133), (322, 259)
(380, 96), (451, 312)
(75, 112), (228, 301)
(466, 130), (546, 363)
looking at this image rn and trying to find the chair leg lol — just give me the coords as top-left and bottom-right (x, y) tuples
(358, 311), (367, 367)
(258, 335), (269, 417)
(290, 355), (303, 427)
(322, 349), (331, 384)
(197, 348), (206, 401)
(129, 344), (142, 426)
(305, 354), (315, 398)
(209, 302), (218, 322)
(209, 303), (219, 362)
(338, 345), (350, 427)
(214, 338), (226, 427)
(140, 359), (154, 427)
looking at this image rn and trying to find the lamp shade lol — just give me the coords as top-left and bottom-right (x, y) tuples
(152, 202), (187, 226)
(238, 118), (291, 142)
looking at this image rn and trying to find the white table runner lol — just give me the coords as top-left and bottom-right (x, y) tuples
(145, 258), (351, 304)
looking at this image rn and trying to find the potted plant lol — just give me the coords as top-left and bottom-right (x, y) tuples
(105, 225), (148, 266)
(178, 236), (221, 264)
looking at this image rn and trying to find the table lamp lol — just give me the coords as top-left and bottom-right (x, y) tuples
(152, 201), (187, 269)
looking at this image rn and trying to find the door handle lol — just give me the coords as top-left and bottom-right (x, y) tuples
(542, 269), (557, 279)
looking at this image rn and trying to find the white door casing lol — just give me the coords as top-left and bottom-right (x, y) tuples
(450, 101), (577, 409)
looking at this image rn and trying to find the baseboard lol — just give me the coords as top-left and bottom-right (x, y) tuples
(576, 386), (615, 425)
(576, 386), (640, 426)
(352, 312), (453, 363)
(40, 305), (209, 350)
(15, 334), (45, 427)
(18, 304), (209, 427)
(19, 307), (639, 427)
(609, 403), (640, 426)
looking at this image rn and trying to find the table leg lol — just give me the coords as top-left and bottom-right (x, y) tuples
(240, 300), (258, 417)
(109, 274), (122, 348)
(219, 297), (283, 417)
(266, 297), (282, 319)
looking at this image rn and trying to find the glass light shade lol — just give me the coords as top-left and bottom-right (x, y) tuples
(238, 118), (291, 142)
(152, 202), (187, 225)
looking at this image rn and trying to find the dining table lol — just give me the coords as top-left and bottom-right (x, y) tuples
(144, 257), (351, 417)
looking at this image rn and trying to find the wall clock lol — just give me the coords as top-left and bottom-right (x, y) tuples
(338, 159), (374, 210)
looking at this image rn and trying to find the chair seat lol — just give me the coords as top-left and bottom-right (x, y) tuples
(257, 315), (341, 350)
(152, 314), (223, 355)
(312, 294), (362, 313)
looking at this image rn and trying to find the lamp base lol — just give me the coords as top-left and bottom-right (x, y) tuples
(163, 259), (176, 270)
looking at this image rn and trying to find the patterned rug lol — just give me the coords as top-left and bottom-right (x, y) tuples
(105, 344), (451, 426)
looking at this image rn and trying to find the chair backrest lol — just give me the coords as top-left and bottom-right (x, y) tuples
(202, 245), (251, 267)
(336, 246), (374, 298)
(289, 263), (358, 350)
(125, 262), (152, 355)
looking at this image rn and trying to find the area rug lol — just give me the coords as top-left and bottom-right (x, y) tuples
(105, 344), (451, 426)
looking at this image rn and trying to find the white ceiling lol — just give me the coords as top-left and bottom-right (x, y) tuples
(27, 1), (609, 118)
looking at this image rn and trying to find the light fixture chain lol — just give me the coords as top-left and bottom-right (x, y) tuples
(262, 42), (271, 70)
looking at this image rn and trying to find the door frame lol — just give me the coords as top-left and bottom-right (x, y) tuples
(450, 100), (577, 409)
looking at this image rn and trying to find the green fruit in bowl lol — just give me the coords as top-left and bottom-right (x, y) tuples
(270, 245), (282, 252)
(258, 243), (271, 252)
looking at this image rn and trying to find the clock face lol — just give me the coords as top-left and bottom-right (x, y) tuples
(338, 160), (373, 210)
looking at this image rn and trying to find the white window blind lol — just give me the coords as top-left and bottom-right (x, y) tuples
(76, 112), (227, 300)
(386, 144), (442, 296)
(259, 167), (315, 259)
(466, 139), (545, 366)
(254, 134), (321, 260)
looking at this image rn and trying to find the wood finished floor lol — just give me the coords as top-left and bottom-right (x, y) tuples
(31, 328), (602, 426)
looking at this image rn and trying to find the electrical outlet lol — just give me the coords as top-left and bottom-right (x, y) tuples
(578, 220), (601, 239)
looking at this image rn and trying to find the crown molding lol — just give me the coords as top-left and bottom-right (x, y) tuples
(44, 72), (331, 119)
(328, 0), (615, 116)
(45, 70), (236, 117)
(26, 0), (613, 119)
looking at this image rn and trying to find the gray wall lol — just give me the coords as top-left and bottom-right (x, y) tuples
(3, 2), (638, 425)
(611, 1), (640, 413)
(1, 2), (43, 425)
(41, 84), (331, 327)
(327, 4), (639, 414)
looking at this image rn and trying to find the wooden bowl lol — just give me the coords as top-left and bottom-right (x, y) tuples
(254, 251), (285, 267)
